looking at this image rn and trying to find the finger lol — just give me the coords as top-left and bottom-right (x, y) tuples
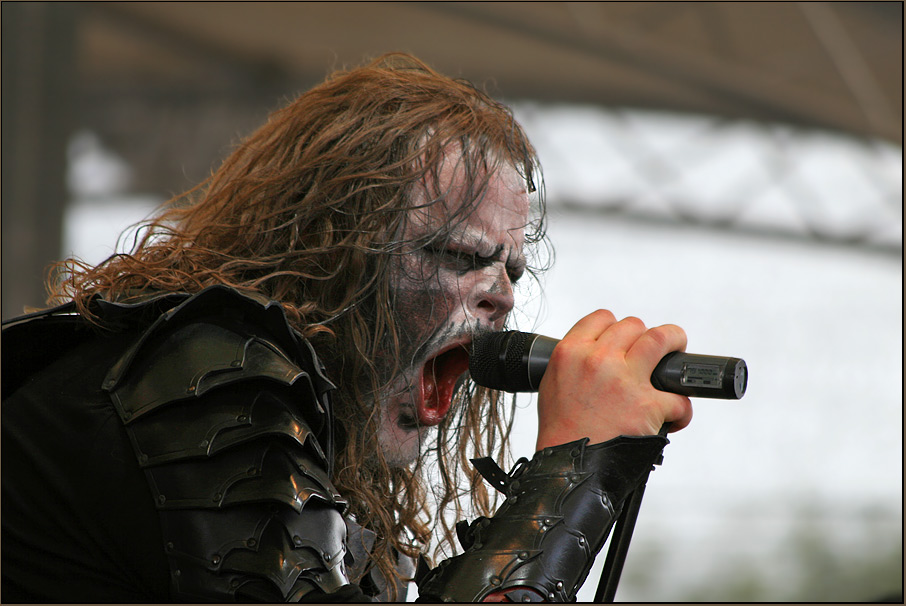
(560, 309), (617, 343)
(594, 315), (648, 354)
(625, 323), (687, 372)
(664, 395), (693, 432)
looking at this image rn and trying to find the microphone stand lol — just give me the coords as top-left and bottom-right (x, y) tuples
(594, 423), (670, 603)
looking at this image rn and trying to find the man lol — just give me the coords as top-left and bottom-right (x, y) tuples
(2, 54), (692, 602)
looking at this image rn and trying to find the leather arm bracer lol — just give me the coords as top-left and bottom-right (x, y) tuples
(416, 435), (668, 602)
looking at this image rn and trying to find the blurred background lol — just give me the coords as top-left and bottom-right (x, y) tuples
(2, 2), (901, 601)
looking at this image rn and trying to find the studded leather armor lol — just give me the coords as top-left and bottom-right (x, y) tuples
(4, 285), (667, 602)
(97, 286), (355, 601)
(3, 286), (388, 602)
(416, 435), (668, 602)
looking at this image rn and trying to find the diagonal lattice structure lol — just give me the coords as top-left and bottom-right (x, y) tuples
(514, 104), (902, 255)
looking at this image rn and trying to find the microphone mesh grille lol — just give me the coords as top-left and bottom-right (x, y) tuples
(470, 331), (533, 391)
(504, 332), (533, 391)
(469, 332), (509, 389)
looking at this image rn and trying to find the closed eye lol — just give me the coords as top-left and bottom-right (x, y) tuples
(425, 244), (498, 271)
(425, 245), (525, 285)
(426, 246), (484, 271)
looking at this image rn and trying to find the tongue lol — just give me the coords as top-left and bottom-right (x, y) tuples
(417, 349), (470, 426)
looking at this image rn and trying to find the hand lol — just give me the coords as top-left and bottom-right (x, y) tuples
(535, 310), (693, 451)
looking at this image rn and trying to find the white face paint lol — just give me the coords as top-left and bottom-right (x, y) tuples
(376, 154), (530, 466)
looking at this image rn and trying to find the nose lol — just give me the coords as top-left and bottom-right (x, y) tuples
(469, 266), (515, 326)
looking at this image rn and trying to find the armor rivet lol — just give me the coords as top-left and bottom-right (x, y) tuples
(544, 448), (552, 456)
(247, 467), (257, 476)
(314, 573), (321, 582)
(556, 581), (564, 590)
(522, 596), (532, 603)
(490, 576), (500, 586)
(213, 493), (222, 502)
(231, 360), (241, 367)
(518, 551), (529, 560)
(231, 578), (241, 588)
(123, 411), (132, 420)
(544, 518), (552, 526)
(158, 495), (166, 504)
(237, 415), (248, 422)
(211, 555), (221, 565)
(140, 454), (148, 463)
(187, 385), (196, 393)
(578, 538), (586, 546)
(166, 542), (174, 551)
(511, 480), (520, 491)
(510, 496), (518, 504)
(481, 518), (490, 527)
(570, 474), (581, 483)
(548, 593), (555, 600)
(174, 569), (181, 577)
(200, 439), (209, 447)
(324, 552), (332, 561)
(294, 535), (303, 545)
(247, 538), (257, 547)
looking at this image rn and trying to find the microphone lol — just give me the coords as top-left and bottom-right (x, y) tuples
(470, 331), (747, 399)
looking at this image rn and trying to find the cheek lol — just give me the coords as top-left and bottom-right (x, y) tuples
(392, 271), (465, 344)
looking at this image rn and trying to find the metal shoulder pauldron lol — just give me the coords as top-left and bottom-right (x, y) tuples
(103, 286), (349, 601)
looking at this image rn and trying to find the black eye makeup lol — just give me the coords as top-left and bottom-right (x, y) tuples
(424, 243), (524, 284)
(424, 244), (485, 272)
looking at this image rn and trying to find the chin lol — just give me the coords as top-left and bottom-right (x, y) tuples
(381, 436), (424, 468)
(376, 417), (430, 468)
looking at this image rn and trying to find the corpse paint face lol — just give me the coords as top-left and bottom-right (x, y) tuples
(376, 154), (530, 466)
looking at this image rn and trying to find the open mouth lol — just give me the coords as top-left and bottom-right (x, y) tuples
(416, 344), (471, 426)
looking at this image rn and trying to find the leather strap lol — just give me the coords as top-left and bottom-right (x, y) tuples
(417, 435), (668, 602)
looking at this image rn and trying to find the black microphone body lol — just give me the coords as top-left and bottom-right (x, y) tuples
(470, 331), (747, 399)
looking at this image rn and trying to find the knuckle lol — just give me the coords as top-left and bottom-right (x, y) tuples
(621, 316), (646, 331)
(666, 323), (688, 342)
(583, 348), (610, 370)
(591, 309), (616, 322)
(647, 324), (686, 350)
(548, 340), (574, 365)
(644, 326), (671, 349)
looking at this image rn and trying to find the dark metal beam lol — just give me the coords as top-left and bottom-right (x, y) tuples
(416, 1), (900, 142)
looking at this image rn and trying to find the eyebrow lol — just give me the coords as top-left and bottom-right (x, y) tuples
(449, 231), (527, 275)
